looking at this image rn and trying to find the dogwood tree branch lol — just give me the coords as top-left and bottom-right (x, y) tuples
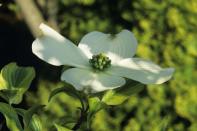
(15, 0), (45, 37)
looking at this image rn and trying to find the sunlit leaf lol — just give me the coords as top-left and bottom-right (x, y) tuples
(0, 74), (7, 90)
(15, 105), (44, 131)
(24, 105), (45, 127)
(27, 115), (43, 131)
(0, 63), (35, 104)
(87, 97), (105, 128)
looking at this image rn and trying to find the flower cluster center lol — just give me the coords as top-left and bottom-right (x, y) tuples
(89, 53), (111, 71)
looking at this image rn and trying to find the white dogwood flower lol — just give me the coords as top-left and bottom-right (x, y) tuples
(32, 23), (174, 93)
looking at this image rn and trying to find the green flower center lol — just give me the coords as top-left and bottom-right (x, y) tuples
(89, 53), (111, 71)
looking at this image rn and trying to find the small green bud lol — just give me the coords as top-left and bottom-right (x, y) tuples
(98, 59), (102, 63)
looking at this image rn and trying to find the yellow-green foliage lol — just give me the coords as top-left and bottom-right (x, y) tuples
(27, 0), (197, 130)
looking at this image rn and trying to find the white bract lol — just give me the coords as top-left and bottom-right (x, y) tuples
(32, 23), (174, 93)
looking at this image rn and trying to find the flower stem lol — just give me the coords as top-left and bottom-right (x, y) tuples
(72, 111), (86, 130)
(72, 96), (90, 130)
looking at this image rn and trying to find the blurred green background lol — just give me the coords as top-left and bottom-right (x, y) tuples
(0, 0), (197, 130)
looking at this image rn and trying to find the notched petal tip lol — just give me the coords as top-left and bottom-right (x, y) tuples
(165, 67), (175, 77)
(108, 29), (135, 41)
(39, 23), (51, 32)
(32, 23), (47, 38)
(37, 23), (65, 40)
(120, 29), (137, 41)
(153, 67), (175, 84)
(169, 67), (175, 73)
(39, 23), (46, 28)
(120, 29), (131, 33)
(165, 67), (175, 75)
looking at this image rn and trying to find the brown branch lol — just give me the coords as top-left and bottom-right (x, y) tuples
(15, 0), (45, 37)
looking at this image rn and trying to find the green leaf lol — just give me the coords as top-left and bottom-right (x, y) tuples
(87, 97), (105, 128)
(0, 90), (19, 104)
(15, 105), (44, 131)
(24, 105), (45, 127)
(15, 108), (26, 117)
(0, 73), (7, 90)
(0, 63), (35, 104)
(27, 115), (43, 131)
(1, 63), (35, 89)
(0, 102), (23, 131)
(88, 97), (104, 115)
(49, 86), (81, 102)
(54, 123), (72, 131)
(102, 80), (145, 105)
